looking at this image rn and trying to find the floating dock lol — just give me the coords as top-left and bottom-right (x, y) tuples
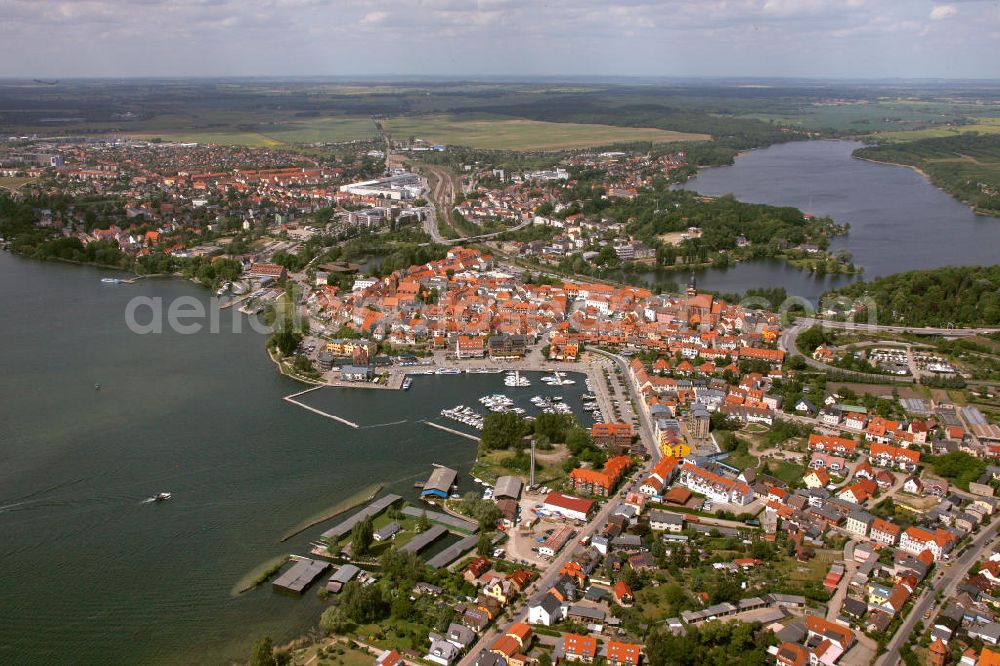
(272, 557), (330, 594)
(401, 506), (478, 534)
(320, 494), (402, 540)
(400, 525), (448, 554)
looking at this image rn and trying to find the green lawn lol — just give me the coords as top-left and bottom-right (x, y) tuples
(768, 461), (807, 487)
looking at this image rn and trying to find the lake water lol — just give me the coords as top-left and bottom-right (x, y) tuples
(0, 253), (584, 664)
(676, 139), (1000, 302)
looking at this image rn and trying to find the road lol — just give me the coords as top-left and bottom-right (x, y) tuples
(877, 521), (1000, 666)
(793, 317), (1000, 338)
(456, 351), (659, 666)
(778, 321), (914, 384)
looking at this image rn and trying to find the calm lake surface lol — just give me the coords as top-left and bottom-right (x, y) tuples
(677, 139), (1000, 301)
(0, 252), (586, 664)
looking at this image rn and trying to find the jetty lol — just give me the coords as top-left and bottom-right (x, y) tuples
(422, 421), (480, 442)
(400, 524), (448, 554)
(283, 387), (359, 428)
(272, 557), (330, 594)
(320, 494), (402, 540)
(285, 385), (324, 400)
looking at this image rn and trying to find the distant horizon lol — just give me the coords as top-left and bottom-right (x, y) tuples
(3, 1), (998, 80)
(4, 74), (1000, 86)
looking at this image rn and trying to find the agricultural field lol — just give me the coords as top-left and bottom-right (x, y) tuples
(89, 110), (709, 150)
(126, 114), (378, 146)
(870, 117), (1000, 142)
(742, 99), (976, 133)
(384, 115), (710, 150)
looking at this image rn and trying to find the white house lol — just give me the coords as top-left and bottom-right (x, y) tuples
(528, 593), (565, 626)
(648, 511), (684, 533)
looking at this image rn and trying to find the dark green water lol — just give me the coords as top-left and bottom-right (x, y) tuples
(0, 253), (585, 665)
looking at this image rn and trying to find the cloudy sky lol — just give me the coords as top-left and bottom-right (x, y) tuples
(2, 0), (998, 79)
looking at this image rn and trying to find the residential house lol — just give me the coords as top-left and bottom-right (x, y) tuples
(605, 641), (642, 666)
(899, 526), (957, 561)
(648, 511), (684, 533)
(870, 518), (902, 547)
(528, 594), (564, 626)
(563, 634), (599, 662)
(426, 640), (460, 666)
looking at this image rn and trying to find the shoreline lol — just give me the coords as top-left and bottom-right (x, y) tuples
(851, 152), (999, 218)
(279, 482), (383, 542)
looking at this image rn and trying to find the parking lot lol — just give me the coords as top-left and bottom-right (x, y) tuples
(497, 487), (585, 567)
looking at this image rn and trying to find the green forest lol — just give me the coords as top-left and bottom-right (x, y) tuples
(854, 134), (1000, 215)
(825, 265), (1000, 327)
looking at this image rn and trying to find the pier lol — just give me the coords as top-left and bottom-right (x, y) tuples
(282, 387), (359, 428)
(422, 420), (480, 442)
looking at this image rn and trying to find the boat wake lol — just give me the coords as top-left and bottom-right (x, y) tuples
(0, 476), (90, 513)
(362, 419), (409, 429)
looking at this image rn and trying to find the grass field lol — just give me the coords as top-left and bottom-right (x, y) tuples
(383, 115), (709, 150)
(0, 176), (38, 190)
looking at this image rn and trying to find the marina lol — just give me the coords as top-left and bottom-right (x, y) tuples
(478, 393), (523, 414)
(504, 370), (530, 387)
(440, 405), (485, 430)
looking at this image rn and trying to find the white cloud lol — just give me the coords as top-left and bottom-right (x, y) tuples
(0, 0), (996, 77)
(929, 4), (957, 20)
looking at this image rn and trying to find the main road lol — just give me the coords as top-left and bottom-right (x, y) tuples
(791, 317), (1000, 338)
(456, 351), (659, 666)
(877, 522), (1000, 666)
